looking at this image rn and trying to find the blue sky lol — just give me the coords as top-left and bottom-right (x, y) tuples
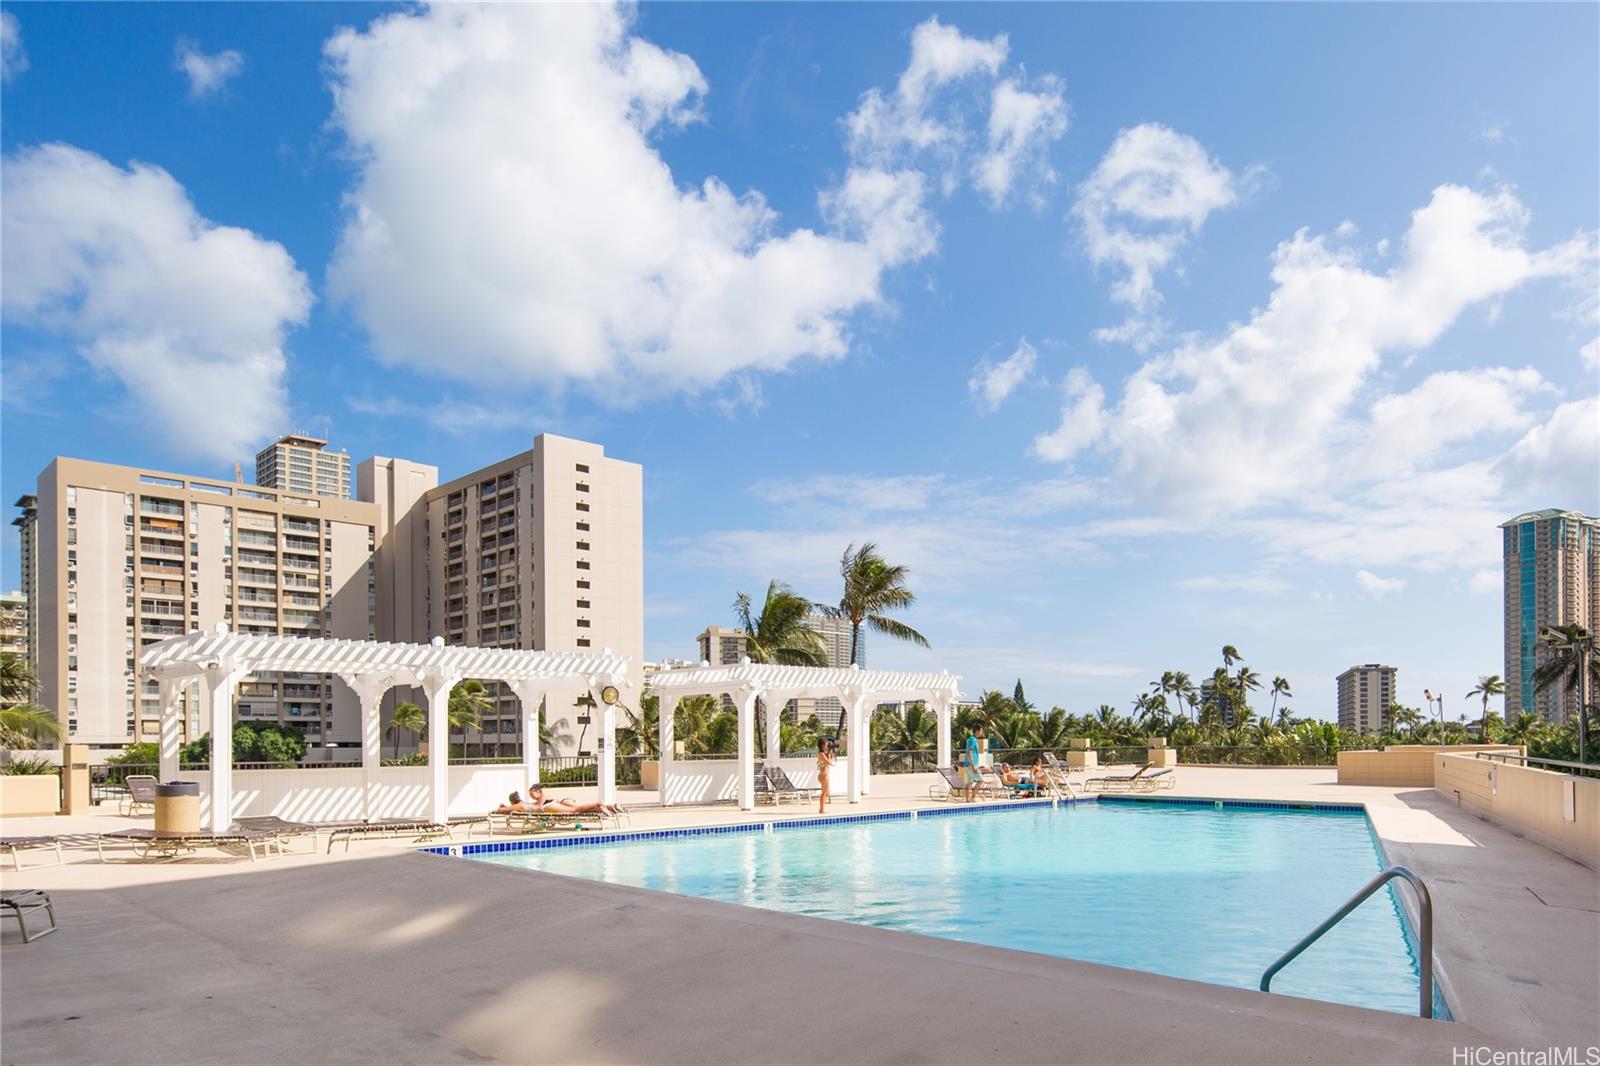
(3, 3), (1597, 721)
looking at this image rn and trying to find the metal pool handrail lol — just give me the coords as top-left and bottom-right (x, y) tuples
(1260, 865), (1434, 1019)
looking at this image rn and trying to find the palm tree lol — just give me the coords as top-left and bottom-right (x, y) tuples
(734, 579), (829, 743)
(734, 581), (829, 667)
(1268, 676), (1292, 722)
(1234, 666), (1261, 726)
(0, 651), (39, 705)
(449, 679), (492, 755)
(386, 700), (425, 758)
(615, 694), (659, 758)
(0, 704), (60, 749)
(1502, 711), (1545, 748)
(1037, 708), (1071, 751)
(1171, 671), (1197, 722)
(1464, 675), (1505, 740)
(871, 702), (938, 770)
(1533, 625), (1599, 764)
(1221, 645), (1241, 672)
(820, 542), (929, 668)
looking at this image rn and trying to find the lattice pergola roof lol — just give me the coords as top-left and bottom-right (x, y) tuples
(646, 660), (961, 704)
(140, 626), (630, 688)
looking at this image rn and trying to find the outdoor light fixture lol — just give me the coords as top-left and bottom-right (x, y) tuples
(599, 685), (621, 706)
(1423, 689), (1445, 752)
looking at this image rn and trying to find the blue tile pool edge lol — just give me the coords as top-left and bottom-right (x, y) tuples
(418, 793), (1376, 859)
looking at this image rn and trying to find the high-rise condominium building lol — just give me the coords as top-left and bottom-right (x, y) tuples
(696, 625), (748, 666)
(1336, 664), (1396, 734)
(363, 434), (643, 756)
(13, 497), (39, 681)
(255, 434), (353, 500)
(1502, 508), (1600, 723)
(17, 458), (378, 751)
(0, 590), (27, 706)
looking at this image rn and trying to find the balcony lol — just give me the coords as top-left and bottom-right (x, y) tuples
(140, 559), (184, 575)
(283, 535), (320, 553)
(237, 569), (278, 587)
(238, 608), (278, 624)
(139, 602), (186, 618)
(237, 590), (277, 604)
(138, 521), (184, 538)
(281, 555), (319, 572)
(282, 574), (318, 590)
(138, 542), (184, 558)
(139, 499), (183, 517)
(237, 550), (278, 568)
(284, 518), (319, 534)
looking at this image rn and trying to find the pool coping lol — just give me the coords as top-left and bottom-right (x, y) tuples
(418, 793), (1375, 858)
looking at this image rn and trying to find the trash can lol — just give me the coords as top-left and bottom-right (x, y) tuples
(155, 781), (201, 834)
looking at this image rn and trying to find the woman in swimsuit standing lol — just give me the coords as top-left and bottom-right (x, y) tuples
(816, 736), (835, 814)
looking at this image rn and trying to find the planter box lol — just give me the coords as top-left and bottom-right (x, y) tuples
(0, 774), (61, 817)
(640, 759), (660, 790)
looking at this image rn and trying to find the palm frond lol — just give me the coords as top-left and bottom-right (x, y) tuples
(866, 614), (930, 648)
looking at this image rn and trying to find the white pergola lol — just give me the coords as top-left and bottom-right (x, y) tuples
(139, 625), (632, 831)
(647, 660), (963, 809)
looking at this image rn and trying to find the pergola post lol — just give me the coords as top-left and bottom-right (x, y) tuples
(421, 667), (460, 824)
(658, 694), (678, 806)
(935, 696), (953, 769)
(203, 664), (243, 833)
(508, 681), (544, 789)
(843, 692), (875, 805)
(592, 683), (617, 807)
(736, 688), (759, 810)
(764, 693), (785, 768)
(158, 678), (183, 782)
(341, 674), (392, 823)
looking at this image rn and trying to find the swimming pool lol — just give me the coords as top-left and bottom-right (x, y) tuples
(457, 799), (1442, 1017)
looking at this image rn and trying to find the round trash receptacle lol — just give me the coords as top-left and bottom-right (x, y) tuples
(155, 781), (200, 833)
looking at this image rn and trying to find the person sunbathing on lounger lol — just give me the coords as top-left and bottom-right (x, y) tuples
(526, 785), (621, 816)
(494, 791), (529, 813)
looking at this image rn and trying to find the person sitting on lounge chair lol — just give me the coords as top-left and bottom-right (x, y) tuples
(526, 785), (620, 816)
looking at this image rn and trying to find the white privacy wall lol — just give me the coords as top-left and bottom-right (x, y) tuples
(187, 765), (530, 822)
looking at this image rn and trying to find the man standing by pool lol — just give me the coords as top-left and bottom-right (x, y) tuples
(962, 727), (985, 801)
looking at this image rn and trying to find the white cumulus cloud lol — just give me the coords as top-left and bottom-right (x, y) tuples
(1, 143), (311, 462)
(174, 38), (245, 99)
(1040, 184), (1593, 515)
(325, 4), (941, 402)
(1492, 396), (1600, 510)
(844, 17), (1066, 206)
(1356, 570), (1406, 597)
(1581, 337), (1599, 371)
(1075, 123), (1244, 346)
(1, 11), (26, 83)
(968, 337), (1038, 412)
(1033, 367), (1106, 462)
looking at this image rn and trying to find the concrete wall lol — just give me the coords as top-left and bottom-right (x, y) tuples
(1435, 754), (1600, 869)
(0, 774), (61, 816)
(1337, 745), (1522, 787)
(177, 764), (532, 823)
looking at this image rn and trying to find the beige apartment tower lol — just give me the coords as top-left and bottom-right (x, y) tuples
(1502, 509), (1600, 723)
(366, 434), (644, 756)
(256, 434), (353, 500)
(1336, 664), (1396, 735)
(17, 458), (378, 751)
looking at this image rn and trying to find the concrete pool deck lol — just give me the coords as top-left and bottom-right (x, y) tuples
(2, 767), (1595, 1063)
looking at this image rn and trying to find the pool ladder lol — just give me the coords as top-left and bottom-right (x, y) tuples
(1260, 865), (1435, 1019)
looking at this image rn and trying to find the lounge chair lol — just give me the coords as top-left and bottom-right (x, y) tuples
(326, 816), (491, 852)
(1, 836), (65, 871)
(929, 765), (1001, 801)
(489, 806), (619, 834)
(764, 766), (820, 805)
(753, 763), (774, 805)
(97, 828), (284, 863)
(2, 890), (58, 943)
(233, 817), (326, 854)
(1085, 765), (1176, 792)
(121, 775), (158, 816)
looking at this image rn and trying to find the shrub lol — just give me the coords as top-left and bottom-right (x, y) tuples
(0, 757), (59, 775)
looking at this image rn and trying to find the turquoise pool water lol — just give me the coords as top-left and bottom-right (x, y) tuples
(466, 801), (1437, 1016)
